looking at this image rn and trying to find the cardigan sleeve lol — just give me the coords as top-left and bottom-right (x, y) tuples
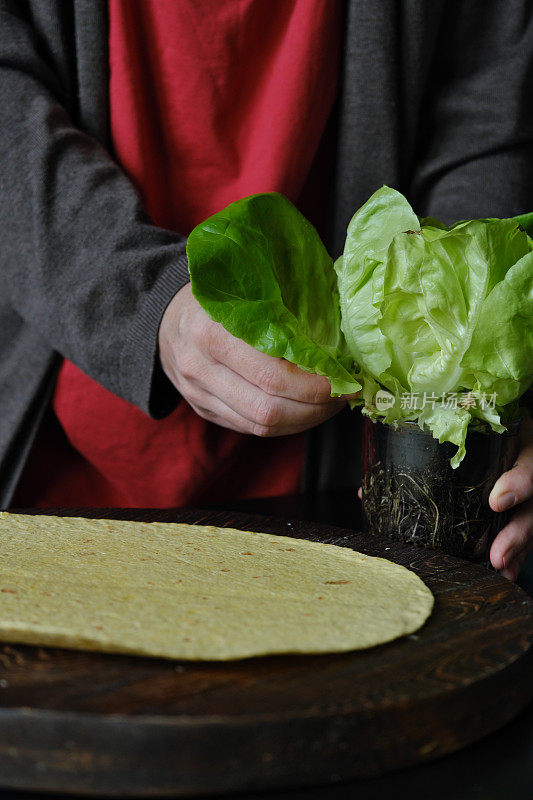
(0, 1), (190, 418)
(409, 0), (533, 223)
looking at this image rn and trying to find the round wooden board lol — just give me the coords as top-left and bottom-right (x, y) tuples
(0, 507), (532, 797)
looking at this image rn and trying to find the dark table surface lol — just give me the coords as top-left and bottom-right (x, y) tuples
(1, 490), (532, 800)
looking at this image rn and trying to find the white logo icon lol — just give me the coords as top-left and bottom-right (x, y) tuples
(375, 390), (396, 411)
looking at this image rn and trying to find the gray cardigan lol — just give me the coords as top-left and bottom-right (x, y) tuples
(1, 0), (532, 506)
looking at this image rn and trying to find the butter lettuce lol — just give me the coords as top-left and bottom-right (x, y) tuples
(187, 192), (360, 396)
(336, 186), (533, 466)
(187, 188), (533, 468)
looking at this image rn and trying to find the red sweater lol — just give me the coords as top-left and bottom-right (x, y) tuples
(14, 0), (342, 508)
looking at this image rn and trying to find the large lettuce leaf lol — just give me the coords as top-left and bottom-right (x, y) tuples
(461, 250), (533, 404)
(334, 186), (420, 378)
(187, 193), (360, 396)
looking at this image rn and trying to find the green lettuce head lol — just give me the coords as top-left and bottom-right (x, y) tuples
(187, 188), (533, 469)
(336, 186), (533, 467)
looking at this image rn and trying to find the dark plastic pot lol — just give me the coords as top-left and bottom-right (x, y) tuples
(361, 416), (521, 566)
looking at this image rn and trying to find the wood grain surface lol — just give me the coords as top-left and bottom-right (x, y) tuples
(0, 507), (531, 798)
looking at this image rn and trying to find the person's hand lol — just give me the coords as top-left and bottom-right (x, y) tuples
(489, 414), (533, 581)
(158, 283), (356, 436)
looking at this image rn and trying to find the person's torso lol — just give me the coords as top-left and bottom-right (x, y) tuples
(16, 0), (343, 507)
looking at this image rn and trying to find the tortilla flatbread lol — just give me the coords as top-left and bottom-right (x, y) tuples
(0, 513), (433, 660)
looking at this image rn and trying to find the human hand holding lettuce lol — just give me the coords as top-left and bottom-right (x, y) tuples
(159, 219), (351, 437)
(187, 186), (533, 468)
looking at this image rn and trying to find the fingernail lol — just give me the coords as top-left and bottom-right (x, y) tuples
(497, 491), (516, 511)
(341, 393), (360, 400)
(500, 567), (516, 582)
